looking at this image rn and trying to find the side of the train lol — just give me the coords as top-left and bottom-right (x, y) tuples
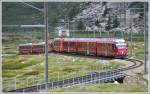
(19, 38), (128, 57)
(19, 42), (53, 54)
(53, 38), (128, 57)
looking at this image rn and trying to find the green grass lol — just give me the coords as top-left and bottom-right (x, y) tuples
(46, 83), (148, 92)
(23, 70), (40, 76)
(128, 41), (144, 60)
(2, 56), (43, 70)
(2, 53), (123, 91)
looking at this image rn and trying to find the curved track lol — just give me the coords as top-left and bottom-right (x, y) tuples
(8, 55), (143, 92)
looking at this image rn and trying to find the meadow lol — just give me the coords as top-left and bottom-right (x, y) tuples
(46, 83), (147, 92)
(2, 53), (123, 91)
(2, 32), (146, 91)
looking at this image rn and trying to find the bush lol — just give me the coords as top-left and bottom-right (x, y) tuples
(23, 70), (39, 75)
(62, 66), (76, 73)
(2, 58), (37, 70)
(2, 72), (16, 77)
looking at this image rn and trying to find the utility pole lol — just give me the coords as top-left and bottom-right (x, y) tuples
(130, 13), (133, 58)
(144, 1), (148, 74)
(44, 1), (49, 88)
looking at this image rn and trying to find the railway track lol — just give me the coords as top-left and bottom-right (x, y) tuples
(7, 57), (143, 92)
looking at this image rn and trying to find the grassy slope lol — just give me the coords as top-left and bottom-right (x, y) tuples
(128, 41), (144, 60)
(46, 83), (147, 92)
(2, 53), (124, 91)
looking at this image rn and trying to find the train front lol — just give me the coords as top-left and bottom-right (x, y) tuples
(114, 39), (128, 58)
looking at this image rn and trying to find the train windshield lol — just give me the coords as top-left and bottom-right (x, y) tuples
(116, 44), (126, 49)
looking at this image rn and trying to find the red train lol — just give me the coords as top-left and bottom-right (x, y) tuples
(19, 38), (128, 57)
(19, 42), (53, 54)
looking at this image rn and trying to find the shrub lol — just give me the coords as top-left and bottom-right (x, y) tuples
(2, 58), (37, 70)
(23, 70), (39, 75)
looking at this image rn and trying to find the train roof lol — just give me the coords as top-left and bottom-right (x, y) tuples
(97, 38), (125, 43)
(19, 43), (33, 46)
(19, 42), (45, 46)
(54, 38), (125, 43)
(32, 42), (45, 45)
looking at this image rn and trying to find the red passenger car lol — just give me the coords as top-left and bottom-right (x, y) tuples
(19, 43), (32, 55)
(32, 42), (45, 54)
(53, 38), (128, 57)
(19, 42), (53, 55)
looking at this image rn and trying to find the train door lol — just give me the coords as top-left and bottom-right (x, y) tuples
(69, 42), (76, 53)
(39, 45), (45, 53)
(97, 43), (107, 56)
(64, 41), (72, 53)
(77, 42), (87, 54)
(83, 42), (88, 54)
(67, 41), (70, 52)
(107, 43), (113, 56)
(88, 42), (96, 55)
(105, 43), (108, 56)
(97, 43), (103, 56)
(63, 41), (68, 52)
(48, 42), (54, 52)
(111, 44), (116, 56)
(32, 45), (42, 54)
(86, 42), (89, 55)
(54, 40), (61, 52)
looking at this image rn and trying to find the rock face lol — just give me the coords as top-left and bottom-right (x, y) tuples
(72, 2), (145, 34)
(74, 3), (143, 33)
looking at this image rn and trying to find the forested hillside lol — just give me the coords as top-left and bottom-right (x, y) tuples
(2, 2), (146, 44)
(2, 2), (87, 25)
(3, 2), (146, 31)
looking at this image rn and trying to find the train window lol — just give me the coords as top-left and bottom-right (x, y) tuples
(108, 44), (116, 50)
(73, 42), (75, 45)
(112, 44), (116, 50)
(99, 43), (104, 49)
(69, 42), (75, 47)
(108, 44), (113, 50)
(20, 46), (31, 49)
(36, 45), (44, 48)
(64, 42), (68, 48)
(80, 42), (86, 47)
(80, 42), (83, 47)
(76, 42), (81, 47)
(54, 41), (60, 47)
(89, 42), (95, 47)
(116, 44), (126, 49)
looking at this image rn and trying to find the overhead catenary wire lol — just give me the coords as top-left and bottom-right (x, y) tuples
(20, 2), (44, 12)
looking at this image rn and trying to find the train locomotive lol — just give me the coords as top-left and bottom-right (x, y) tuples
(19, 38), (128, 58)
